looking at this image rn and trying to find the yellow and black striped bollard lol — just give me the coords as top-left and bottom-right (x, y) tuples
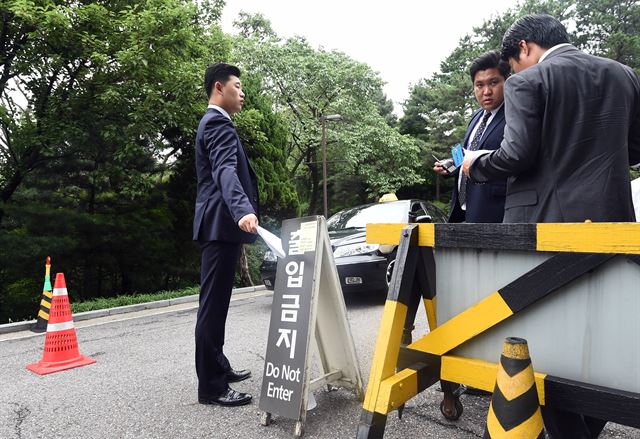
(485, 337), (544, 438)
(31, 256), (53, 333)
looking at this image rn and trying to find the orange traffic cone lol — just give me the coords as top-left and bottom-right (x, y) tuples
(26, 273), (96, 375)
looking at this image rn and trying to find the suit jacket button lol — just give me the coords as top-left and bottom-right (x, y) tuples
(252, 196), (257, 202)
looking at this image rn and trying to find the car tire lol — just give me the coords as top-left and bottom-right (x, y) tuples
(385, 250), (397, 288)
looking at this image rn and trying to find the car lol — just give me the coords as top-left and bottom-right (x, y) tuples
(260, 199), (447, 294)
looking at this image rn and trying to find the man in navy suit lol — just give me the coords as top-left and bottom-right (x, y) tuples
(434, 51), (509, 223)
(193, 63), (259, 406)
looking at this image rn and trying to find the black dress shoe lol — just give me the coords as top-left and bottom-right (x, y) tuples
(199, 388), (252, 406)
(225, 369), (251, 383)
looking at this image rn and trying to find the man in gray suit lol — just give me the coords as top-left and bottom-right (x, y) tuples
(463, 14), (640, 224)
(462, 14), (640, 438)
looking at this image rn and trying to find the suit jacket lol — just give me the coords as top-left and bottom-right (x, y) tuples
(449, 105), (507, 223)
(470, 45), (640, 223)
(193, 108), (259, 243)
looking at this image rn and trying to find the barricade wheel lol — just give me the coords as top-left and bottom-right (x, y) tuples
(260, 412), (272, 426)
(439, 398), (463, 421)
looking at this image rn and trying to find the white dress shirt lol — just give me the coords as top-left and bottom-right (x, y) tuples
(539, 43), (572, 63)
(208, 104), (231, 120)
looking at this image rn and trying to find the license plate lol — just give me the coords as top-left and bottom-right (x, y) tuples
(345, 277), (363, 285)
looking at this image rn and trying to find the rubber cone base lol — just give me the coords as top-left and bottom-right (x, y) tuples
(30, 324), (47, 333)
(27, 355), (96, 376)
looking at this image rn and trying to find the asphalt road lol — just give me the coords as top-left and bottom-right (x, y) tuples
(1, 291), (638, 439)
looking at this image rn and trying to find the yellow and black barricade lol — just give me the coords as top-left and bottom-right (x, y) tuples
(356, 222), (640, 438)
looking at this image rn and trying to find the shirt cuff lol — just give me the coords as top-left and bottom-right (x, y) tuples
(467, 149), (492, 166)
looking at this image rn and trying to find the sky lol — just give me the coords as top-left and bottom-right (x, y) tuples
(220, 0), (519, 115)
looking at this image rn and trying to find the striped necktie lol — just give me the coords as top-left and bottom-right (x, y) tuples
(458, 111), (492, 207)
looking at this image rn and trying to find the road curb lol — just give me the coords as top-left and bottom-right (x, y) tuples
(0, 285), (267, 335)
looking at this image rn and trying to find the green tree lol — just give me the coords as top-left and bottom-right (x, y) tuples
(232, 13), (423, 214)
(0, 0), (229, 220)
(0, 0), (229, 321)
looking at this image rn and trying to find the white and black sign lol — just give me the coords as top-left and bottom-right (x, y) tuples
(260, 217), (318, 419)
(259, 216), (363, 436)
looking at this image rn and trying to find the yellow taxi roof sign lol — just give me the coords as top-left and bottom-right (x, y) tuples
(379, 193), (398, 202)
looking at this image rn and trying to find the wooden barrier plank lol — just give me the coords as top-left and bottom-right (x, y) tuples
(536, 223), (640, 254)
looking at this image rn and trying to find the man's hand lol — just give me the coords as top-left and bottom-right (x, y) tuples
(462, 149), (489, 177)
(462, 155), (472, 177)
(433, 159), (453, 176)
(238, 213), (259, 234)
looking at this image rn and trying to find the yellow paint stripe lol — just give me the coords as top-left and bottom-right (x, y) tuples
(440, 355), (546, 405)
(39, 300), (51, 310)
(502, 342), (529, 360)
(362, 300), (408, 412)
(375, 368), (418, 414)
(409, 292), (513, 356)
(43, 291), (53, 299)
(423, 298), (437, 331)
(486, 405), (543, 437)
(537, 223), (640, 254)
(496, 364), (535, 401)
(366, 223), (435, 247)
(37, 310), (49, 320)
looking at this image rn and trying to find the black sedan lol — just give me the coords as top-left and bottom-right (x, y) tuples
(260, 199), (446, 294)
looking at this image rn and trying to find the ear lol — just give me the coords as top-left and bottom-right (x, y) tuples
(519, 40), (530, 57)
(215, 81), (223, 94)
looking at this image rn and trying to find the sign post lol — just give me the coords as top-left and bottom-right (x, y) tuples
(259, 216), (363, 437)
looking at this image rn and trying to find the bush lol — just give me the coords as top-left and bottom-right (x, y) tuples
(1, 279), (40, 322)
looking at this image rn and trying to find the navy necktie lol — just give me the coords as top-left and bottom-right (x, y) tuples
(458, 111), (492, 207)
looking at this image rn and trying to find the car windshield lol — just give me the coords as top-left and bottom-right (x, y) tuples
(327, 202), (408, 232)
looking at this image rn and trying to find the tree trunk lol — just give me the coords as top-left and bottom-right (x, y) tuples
(237, 245), (254, 287)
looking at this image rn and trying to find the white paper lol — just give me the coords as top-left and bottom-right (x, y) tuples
(257, 226), (285, 258)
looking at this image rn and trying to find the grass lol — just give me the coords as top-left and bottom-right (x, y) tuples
(70, 285), (200, 314)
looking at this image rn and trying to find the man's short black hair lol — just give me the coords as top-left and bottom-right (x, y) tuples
(469, 51), (510, 82)
(204, 62), (241, 98)
(501, 14), (570, 61)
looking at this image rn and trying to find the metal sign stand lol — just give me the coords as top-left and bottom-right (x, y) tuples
(259, 216), (364, 437)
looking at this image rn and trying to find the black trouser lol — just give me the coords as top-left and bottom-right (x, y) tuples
(195, 241), (242, 397)
(542, 407), (607, 438)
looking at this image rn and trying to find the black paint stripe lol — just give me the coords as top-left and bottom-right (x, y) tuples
(500, 356), (531, 378)
(490, 384), (540, 431)
(414, 247), (436, 300)
(356, 410), (387, 439)
(398, 347), (440, 393)
(434, 223), (536, 251)
(544, 375), (640, 428)
(627, 255), (640, 267)
(499, 253), (614, 313)
(387, 225), (419, 307)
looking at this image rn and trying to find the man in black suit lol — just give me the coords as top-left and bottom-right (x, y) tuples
(462, 14), (640, 437)
(463, 14), (640, 223)
(193, 63), (259, 406)
(433, 51), (509, 223)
